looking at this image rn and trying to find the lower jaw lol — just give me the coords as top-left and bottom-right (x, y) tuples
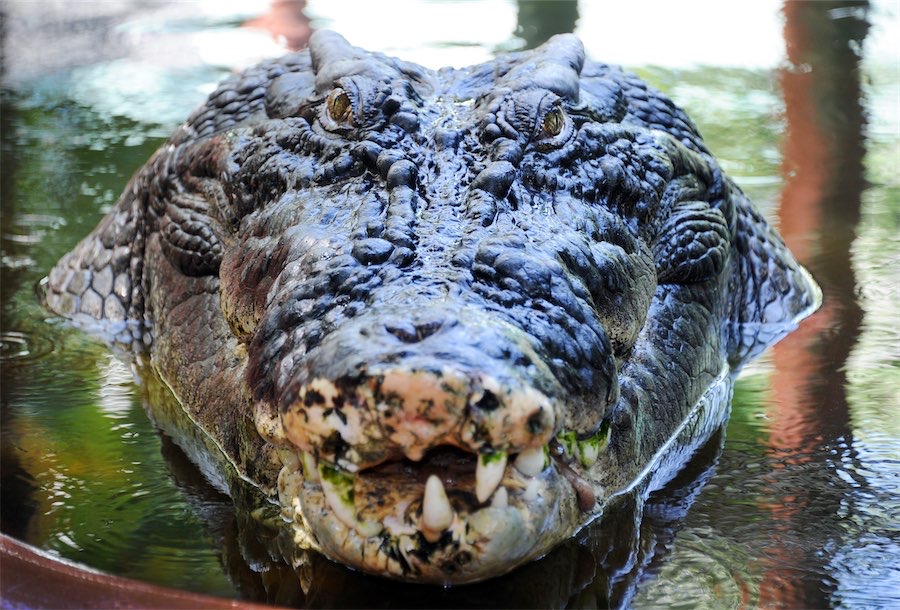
(281, 469), (582, 584)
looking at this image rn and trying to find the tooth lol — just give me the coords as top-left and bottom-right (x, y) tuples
(476, 452), (507, 503)
(318, 462), (356, 529)
(524, 478), (541, 502)
(422, 475), (454, 542)
(355, 519), (384, 538)
(514, 445), (546, 477)
(577, 422), (610, 468)
(301, 451), (320, 483)
(277, 466), (303, 517)
(491, 486), (508, 508)
(557, 430), (577, 456)
(578, 439), (599, 467)
(276, 448), (301, 471)
(316, 461), (382, 538)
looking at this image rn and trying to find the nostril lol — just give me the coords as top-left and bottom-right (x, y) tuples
(385, 319), (445, 343)
(385, 321), (418, 343)
(526, 409), (545, 434)
(474, 390), (500, 412)
(414, 320), (443, 341)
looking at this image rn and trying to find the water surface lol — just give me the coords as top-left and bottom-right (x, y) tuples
(1, 1), (898, 607)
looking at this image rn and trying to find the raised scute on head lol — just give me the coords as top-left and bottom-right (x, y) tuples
(503, 33), (585, 101)
(308, 29), (432, 99)
(308, 30), (373, 91)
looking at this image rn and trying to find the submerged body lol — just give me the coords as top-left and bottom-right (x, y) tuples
(44, 32), (819, 584)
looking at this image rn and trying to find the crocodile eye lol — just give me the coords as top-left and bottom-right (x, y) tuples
(327, 90), (353, 124)
(541, 107), (565, 137)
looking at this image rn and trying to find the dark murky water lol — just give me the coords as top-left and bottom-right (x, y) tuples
(2, 1), (898, 608)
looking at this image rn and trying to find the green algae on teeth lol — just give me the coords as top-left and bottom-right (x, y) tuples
(476, 451), (507, 503)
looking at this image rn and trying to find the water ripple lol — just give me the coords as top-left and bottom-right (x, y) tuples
(0, 330), (55, 365)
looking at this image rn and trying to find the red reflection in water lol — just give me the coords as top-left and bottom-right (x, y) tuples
(761, 1), (868, 607)
(244, 0), (312, 51)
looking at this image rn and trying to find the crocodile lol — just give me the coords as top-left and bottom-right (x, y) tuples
(43, 31), (820, 584)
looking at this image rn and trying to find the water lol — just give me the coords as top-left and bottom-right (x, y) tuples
(2, 1), (898, 607)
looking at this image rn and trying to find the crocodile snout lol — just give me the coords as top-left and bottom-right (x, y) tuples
(279, 307), (564, 469)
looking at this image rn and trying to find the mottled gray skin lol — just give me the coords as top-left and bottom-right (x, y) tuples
(45, 31), (819, 583)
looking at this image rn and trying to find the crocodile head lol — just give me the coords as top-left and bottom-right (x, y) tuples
(45, 31), (819, 583)
(217, 32), (817, 582)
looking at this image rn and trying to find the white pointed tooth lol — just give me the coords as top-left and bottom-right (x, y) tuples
(476, 452), (508, 503)
(491, 486), (508, 508)
(514, 445), (546, 477)
(301, 451), (320, 483)
(318, 463), (356, 529)
(422, 475), (454, 542)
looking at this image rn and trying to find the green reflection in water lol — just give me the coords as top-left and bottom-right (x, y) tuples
(1, 94), (236, 595)
(848, 61), (900, 440)
(636, 66), (786, 211)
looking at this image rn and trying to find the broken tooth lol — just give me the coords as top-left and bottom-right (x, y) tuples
(301, 451), (320, 483)
(422, 474), (454, 542)
(318, 462), (383, 538)
(514, 445), (546, 477)
(276, 448), (301, 471)
(476, 452), (508, 503)
(556, 430), (578, 457)
(491, 486), (508, 508)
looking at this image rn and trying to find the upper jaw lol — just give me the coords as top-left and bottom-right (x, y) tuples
(280, 366), (560, 469)
(275, 309), (572, 468)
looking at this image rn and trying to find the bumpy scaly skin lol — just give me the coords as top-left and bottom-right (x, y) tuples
(44, 32), (819, 583)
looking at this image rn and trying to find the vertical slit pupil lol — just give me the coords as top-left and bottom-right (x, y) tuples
(542, 108), (563, 136)
(330, 92), (352, 122)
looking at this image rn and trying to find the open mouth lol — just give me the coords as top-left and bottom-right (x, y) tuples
(259, 353), (615, 582)
(275, 423), (610, 583)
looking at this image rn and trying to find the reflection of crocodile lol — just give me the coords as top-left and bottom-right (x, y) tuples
(44, 31), (819, 584)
